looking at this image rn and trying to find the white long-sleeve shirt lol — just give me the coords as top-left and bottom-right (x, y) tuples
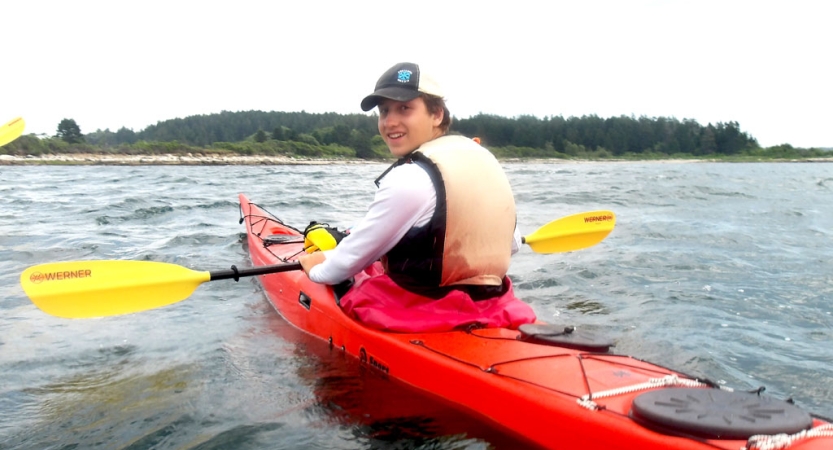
(308, 162), (522, 285)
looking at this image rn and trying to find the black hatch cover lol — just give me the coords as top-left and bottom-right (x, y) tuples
(518, 324), (614, 352)
(630, 387), (813, 440)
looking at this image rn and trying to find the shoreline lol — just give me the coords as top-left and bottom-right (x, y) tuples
(1, 153), (830, 166)
(0, 153), (379, 166)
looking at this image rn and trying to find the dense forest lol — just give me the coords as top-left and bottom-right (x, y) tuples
(3, 110), (830, 161)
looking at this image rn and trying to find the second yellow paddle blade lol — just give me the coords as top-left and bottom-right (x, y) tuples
(524, 210), (616, 253)
(20, 260), (210, 318)
(0, 117), (26, 147)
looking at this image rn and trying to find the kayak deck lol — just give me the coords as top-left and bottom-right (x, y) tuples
(239, 194), (832, 450)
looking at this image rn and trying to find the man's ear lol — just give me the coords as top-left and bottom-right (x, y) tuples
(432, 108), (444, 127)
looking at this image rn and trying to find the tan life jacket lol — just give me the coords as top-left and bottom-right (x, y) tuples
(380, 135), (516, 291)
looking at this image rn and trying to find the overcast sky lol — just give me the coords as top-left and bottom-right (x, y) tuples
(3, 0), (830, 148)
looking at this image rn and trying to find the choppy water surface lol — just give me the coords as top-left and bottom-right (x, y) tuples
(1, 162), (831, 449)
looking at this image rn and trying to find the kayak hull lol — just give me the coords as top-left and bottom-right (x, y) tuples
(239, 193), (831, 450)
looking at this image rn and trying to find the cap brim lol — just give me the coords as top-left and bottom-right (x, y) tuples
(360, 86), (421, 111)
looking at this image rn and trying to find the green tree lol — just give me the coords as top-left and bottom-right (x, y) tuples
(699, 125), (717, 155)
(115, 127), (137, 144)
(271, 126), (285, 140)
(285, 127), (297, 141)
(296, 133), (320, 146)
(254, 129), (267, 143)
(331, 124), (352, 146)
(56, 118), (84, 144)
(349, 130), (376, 159)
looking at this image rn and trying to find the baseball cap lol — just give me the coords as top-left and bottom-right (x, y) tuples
(360, 62), (444, 112)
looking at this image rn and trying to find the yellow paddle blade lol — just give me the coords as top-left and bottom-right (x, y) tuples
(524, 210), (616, 253)
(20, 260), (211, 319)
(0, 117), (25, 147)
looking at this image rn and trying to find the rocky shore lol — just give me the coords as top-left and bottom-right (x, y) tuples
(2, 153), (829, 166)
(0, 153), (652, 165)
(0, 153), (379, 165)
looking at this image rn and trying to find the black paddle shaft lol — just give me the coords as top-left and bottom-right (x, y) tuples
(209, 262), (303, 281)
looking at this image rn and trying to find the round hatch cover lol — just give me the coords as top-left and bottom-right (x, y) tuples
(630, 387), (812, 440)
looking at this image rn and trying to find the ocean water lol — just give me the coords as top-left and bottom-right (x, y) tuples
(1, 162), (831, 449)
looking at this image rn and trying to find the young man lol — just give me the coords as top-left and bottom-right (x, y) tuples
(299, 62), (536, 332)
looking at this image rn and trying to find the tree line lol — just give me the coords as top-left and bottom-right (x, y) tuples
(3, 110), (829, 161)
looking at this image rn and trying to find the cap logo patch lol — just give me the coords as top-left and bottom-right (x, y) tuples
(397, 70), (413, 83)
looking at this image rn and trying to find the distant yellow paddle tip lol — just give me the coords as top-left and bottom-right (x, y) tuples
(0, 117), (26, 147)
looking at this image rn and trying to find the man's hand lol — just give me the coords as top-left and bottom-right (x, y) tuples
(299, 251), (327, 277)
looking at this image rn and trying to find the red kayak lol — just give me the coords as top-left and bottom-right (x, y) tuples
(239, 193), (832, 450)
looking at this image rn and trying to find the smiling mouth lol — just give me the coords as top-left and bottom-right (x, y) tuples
(388, 133), (404, 139)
